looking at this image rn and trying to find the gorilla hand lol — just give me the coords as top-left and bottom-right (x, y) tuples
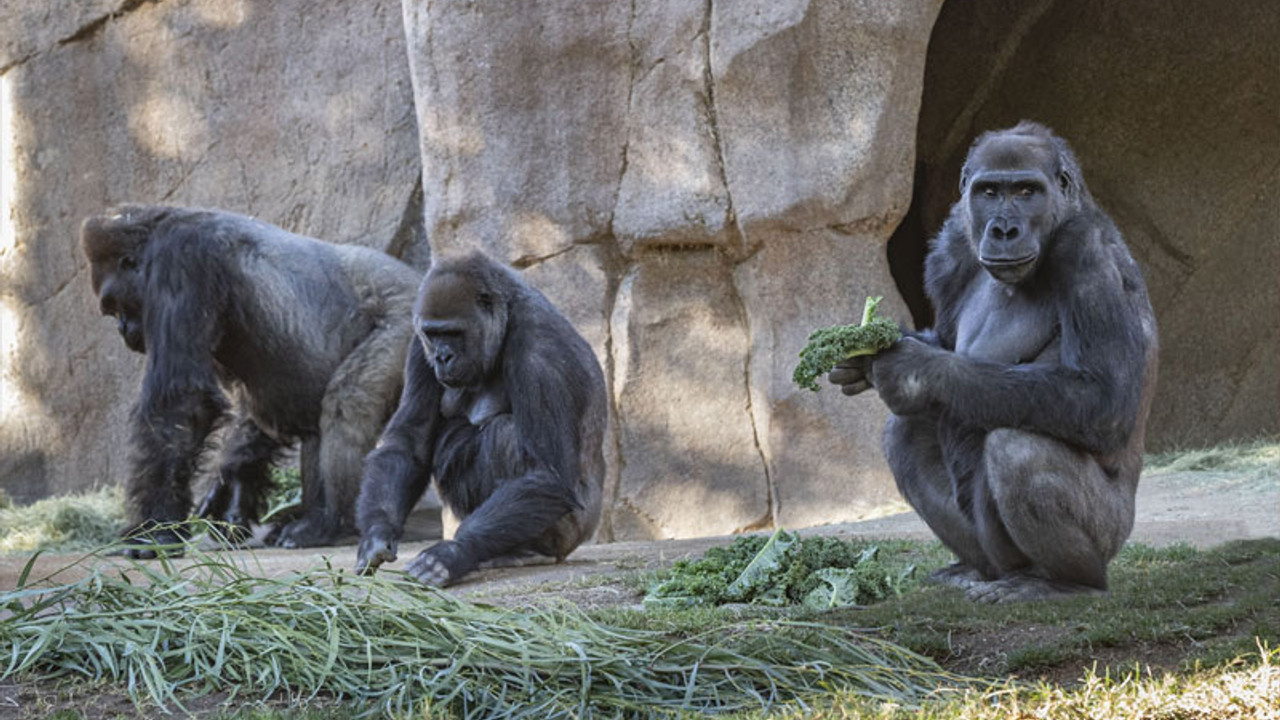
(828, 355), (873, 396)
(356, 525), (398, 576)
(406, 540), (478, 588)
(869, 337), (943, 416)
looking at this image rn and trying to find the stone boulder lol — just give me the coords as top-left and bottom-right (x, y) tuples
(402, 0), (944, 539)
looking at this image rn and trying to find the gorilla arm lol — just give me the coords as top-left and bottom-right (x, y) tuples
(355, 339), (442, 574)
(123, 232), (231, 553)
(871, 221), (1150, 456)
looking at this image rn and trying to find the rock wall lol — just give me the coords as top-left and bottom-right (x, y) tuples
(0, 0), (423, 503)
(1, 0), (944, 538)
(403, 0), (943, 539)
(890, 0), (1279, 449)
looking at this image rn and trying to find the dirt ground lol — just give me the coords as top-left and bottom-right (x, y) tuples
(1, 466), (1274, 601)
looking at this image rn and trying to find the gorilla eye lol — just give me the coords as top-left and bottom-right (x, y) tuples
(118, 256), (139, 272)
(476, 292), (494, 312)
(1017, 187), (1035, 198)
(980, 186), (997, 198)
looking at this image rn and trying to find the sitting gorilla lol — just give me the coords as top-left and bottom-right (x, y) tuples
(831, 122), (1158, 603)
(81, 205), (421, 555)
(355, 252), (607, 587)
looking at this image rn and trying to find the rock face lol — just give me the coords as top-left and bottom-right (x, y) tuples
(17, 0), (1267, 542)
(890, 0), (1279, 449)
(0, 0), (422, 503)
(403, 0), (943, 539)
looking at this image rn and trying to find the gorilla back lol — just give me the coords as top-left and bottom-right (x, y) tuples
(831, 122), (1158, 603)
(356, 252), (607, 587)
(81, 205), (421, 555)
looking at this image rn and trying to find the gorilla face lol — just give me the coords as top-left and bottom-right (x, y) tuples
(413, 269), (501, 389)
(82, 216), (148, 354)
(963, 134), (1065, 286)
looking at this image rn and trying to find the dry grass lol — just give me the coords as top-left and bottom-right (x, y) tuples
(752, 644), (1279, 720)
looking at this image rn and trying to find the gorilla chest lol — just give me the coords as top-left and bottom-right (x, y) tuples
(954, 277), (1058, 364)
(441, 383), (511, 426)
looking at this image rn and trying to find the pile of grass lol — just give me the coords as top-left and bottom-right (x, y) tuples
(0, 546), (965, 719)
(0, 487), (124, 554)
(1145, 437), (1279, 486)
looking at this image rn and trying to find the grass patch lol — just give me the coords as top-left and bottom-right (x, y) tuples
(0, 487), (124, 554)
(825, 539), (1280, 679)
(739, 644), (1280, 719)
(0, 466), (307, 555)
(1145, 436), (1279, 486)
(0, 543), (966, 719)
(595, 538), (1280, 683)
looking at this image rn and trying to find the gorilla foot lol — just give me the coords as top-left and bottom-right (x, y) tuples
(406, 541), (477, 588)
(926, 563), (987, 589)
(273, 516), (341, 549)
(966, 575), (1105, 604)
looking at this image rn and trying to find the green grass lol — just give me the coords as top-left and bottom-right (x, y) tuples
(0, 541), (965, 719)
(832, 539), (1280, 677)
(593, 538), (1280, 680)
(3, 538), (1276, 719)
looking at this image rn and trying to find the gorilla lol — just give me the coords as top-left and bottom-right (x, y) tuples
(831, 122), (1159, 603)
(81, 205), (421, 556)
(355, 252), (607, 587)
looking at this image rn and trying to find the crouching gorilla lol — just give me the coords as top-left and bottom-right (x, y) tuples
(81, 205), (421, 556)
(355, 252), (607, 587)
(831, 122), (1158, 603)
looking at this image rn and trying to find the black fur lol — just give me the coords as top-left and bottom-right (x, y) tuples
(81, 205), (420, 556)
(355, 252), (607, 587)
(833, 122), (1159, 602)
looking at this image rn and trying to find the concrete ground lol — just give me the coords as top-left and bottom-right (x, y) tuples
(1, 467), (1275, 600)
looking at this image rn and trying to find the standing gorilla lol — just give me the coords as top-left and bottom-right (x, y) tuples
(81, 205), (421, 555)
(831, 122), (1158, 602)
(355, 252), (606, 587)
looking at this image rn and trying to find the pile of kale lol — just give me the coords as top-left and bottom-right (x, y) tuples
(645, 529), (914, 611)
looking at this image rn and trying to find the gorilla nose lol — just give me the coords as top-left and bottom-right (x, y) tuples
(990, 221), (1020, 241)
(435, 349), (455, 367)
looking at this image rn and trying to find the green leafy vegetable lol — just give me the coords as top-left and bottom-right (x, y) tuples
(792, 295), (902, 392)
(646, 529), (913, 610)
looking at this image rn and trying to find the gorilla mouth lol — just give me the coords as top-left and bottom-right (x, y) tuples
(980, 254), (1038, 283)
(980, 254), (1037, 268)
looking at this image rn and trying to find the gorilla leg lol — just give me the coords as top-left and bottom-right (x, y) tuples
(196, 417), (283, 540)
(276, 319), (410, 548)
(407, 416), (580, 587)
(883, 414), (997, 585)
(967, 429), (1136, 603)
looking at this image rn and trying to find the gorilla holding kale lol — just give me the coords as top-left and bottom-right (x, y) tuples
(82, 205), (421, 555)
(355, 252), (607, 587)
(830, 122), (1159, 603)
